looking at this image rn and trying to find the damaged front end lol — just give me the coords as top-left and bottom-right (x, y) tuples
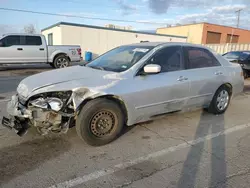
(2, 91), (76, 136)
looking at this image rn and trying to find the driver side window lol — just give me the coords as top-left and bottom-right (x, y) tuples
(0, 35), (21, 47)
(149, 46), (183, 73)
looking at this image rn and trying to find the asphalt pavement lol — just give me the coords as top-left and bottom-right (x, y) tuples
(1, 65), (250, 188)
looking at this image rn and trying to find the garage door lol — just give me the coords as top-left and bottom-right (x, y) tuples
(206, 31), (221, 44)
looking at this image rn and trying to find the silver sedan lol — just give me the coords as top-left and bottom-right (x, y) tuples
(2, 42), (244, 146)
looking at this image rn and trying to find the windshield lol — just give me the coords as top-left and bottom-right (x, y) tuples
(223, 52), (241, 59)
(86, 45), (153, 72)
(223, 51), (250, 60)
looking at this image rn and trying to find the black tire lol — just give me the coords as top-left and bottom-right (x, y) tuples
(49, 63), (55, 68)
(208, 85), (231, 114)
(53, 55), (70, 68)
(76, 99), (124, 146)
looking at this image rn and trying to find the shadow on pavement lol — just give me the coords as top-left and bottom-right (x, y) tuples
(0, 137), (71, 185)
(177, 112), (227, 188)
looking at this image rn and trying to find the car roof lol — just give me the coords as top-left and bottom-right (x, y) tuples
(123, 42), (210, 49)
(1, 33), (42, 37)
(123, 42), (165, 47)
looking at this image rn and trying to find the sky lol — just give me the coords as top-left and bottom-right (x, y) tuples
(0, 0), (250, 34)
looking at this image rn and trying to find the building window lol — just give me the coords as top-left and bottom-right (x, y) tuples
(206, 31), (222, 44)
(48, 33), (53, 45)
(226, 34), (239, 43)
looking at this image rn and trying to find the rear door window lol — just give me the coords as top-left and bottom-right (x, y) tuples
(24, 36), (42, 46)
(184, 47), (221, 69)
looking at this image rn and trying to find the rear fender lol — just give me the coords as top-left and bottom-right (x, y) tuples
(49, 50), (69, 63)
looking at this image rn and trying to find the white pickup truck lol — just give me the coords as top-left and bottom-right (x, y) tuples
(0, 33), (82, 68)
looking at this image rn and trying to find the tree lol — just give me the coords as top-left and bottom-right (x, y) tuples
(23, 24), (36, 34)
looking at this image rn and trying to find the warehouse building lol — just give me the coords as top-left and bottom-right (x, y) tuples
(157, 22), (250, 45)
(41, 22), (187, 60)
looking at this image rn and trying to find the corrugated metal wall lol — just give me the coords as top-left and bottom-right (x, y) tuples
(205, 43), (250, 54)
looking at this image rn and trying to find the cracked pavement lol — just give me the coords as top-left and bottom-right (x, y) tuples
(1, 65), (250, 188)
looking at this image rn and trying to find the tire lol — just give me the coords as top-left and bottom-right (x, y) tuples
(208, 85), (231, 114)
(49, 63), (55, 68)
(76, 99), (124, 146)
(53, 55), (70, 68)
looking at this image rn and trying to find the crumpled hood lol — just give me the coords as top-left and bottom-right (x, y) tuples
(17, 66), (122, 98)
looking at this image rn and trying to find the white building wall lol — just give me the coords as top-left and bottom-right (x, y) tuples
(60, 24), (186, 59)
(42, 23), (187, 60)
(42, 26), (62, 45)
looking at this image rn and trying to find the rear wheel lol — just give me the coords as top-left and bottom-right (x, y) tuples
(208, 85), (231, 114)
(53, 55), (70, 68)
(76, 99), (124, 146)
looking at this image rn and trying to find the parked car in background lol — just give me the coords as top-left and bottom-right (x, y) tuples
(222, 51), (250, 78)
(0, 33), (82, 68)
(2, 42), (244, 146)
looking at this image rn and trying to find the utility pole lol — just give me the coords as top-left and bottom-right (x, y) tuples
(235, 9), (243, 28)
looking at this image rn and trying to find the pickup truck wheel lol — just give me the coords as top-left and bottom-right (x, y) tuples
(49, 63), (55, 68)
(53, 55), (69, 68)
(76, 99), (124, 146)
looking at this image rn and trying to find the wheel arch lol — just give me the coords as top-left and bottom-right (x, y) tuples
(53, 53), (71, 63)
(221, 82), (233, 96)
(77, 94), (129, 125)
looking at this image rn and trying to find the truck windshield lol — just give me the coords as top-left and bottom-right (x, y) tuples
(86, 45), (153, 72)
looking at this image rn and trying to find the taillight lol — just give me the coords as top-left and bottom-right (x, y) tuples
(77, 48), (81, 56)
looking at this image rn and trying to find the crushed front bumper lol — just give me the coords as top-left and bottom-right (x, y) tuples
(1, 95), (31, 136)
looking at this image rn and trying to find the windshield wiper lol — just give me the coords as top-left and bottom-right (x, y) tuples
(88, 66), (105, 70)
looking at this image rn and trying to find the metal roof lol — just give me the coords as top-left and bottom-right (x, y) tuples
(41, 22), (187, 39)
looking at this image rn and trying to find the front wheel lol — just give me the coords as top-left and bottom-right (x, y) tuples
(76, 99), (124, 146)
(53, 55), (70, 68)
(208, 85), (231, 114)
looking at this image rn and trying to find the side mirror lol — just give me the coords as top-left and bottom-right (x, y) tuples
(143, 64), (161, 74)
(0, 41), (3, 47)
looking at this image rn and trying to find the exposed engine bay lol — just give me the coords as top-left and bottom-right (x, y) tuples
(3, 91), (77, 136)
(28, 91), (75, 135)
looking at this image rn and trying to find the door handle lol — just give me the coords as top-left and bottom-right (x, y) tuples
(39, 48), (44, 51)
(215, 71), (223, 75)
(17, 48), (23, 51)
(177, 76), (188, 81)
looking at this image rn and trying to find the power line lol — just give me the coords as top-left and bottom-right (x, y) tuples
(235, 8), (243, 28)
(0, 7), (167, 25)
